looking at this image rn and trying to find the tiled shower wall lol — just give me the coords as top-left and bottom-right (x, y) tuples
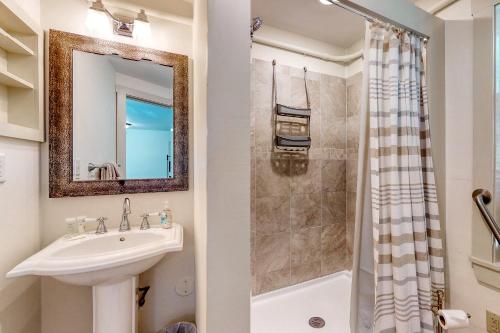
(250, 58), (362, 295)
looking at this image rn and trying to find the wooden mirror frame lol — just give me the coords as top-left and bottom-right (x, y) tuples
(49, 30), (189, 197)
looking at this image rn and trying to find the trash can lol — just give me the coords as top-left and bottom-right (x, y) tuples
(157, 322), (197, 333)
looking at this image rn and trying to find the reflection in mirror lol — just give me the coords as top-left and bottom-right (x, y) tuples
(124, 97), (174, 179)
(72, 50), (174, 181)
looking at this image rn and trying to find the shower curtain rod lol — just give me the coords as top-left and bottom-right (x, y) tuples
(252, 36), (364, 63)
(329, 0), (431, 40)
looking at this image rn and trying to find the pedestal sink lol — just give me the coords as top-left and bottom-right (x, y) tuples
(7, 224), (183, 333)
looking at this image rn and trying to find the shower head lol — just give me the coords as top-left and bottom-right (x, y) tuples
(251, 17), (263, 37)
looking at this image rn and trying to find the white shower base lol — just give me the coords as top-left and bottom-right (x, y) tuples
(251, 271), (352, 333)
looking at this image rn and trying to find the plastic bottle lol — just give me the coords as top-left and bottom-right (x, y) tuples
(65, 217), (77, 236)
(160, 201), (173, 229)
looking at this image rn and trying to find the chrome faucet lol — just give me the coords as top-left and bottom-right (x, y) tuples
(119, 198), (131, 231)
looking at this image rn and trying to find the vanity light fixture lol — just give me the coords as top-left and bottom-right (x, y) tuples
(86, 0), (151, 40)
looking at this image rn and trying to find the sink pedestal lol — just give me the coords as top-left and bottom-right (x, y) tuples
(93, 277), (138, 333)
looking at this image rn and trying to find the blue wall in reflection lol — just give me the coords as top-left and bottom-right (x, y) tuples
(126, 97), (174, 179)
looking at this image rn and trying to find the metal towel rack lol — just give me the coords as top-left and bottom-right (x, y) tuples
(272, 60), (312, 152)
(472, 189), (500, 244)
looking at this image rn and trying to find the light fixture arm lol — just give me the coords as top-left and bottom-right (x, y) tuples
(103, 8), (124, 23)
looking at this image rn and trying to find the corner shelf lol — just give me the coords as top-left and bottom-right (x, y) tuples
(0, 0), (43, 142)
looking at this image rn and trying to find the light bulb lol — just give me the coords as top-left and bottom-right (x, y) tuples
(133, 19), (151, 40)
(133, 9), (151, 40)
(85, 8), (112, 37)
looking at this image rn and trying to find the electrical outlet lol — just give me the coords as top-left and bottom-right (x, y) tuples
(175, 276), (194, 296)
(487, 310), (500, 333)
(74, 158), (80, 180)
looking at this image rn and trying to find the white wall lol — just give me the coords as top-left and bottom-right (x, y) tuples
(0, 1), (41, 332)
(192, 0), (208, 330)
(444, 11), (500, 333)
(18, 0), (40, 22)
(438, 0), (472, 20)
(73, 51), (116, 181)
(414, 0), (472, 20)
(193, 0), (251, 331)
(0, 138), (41, 333)
(115, 73), (172, 104)
(39, 1), (194, 332)
(345, 39), (364, 78)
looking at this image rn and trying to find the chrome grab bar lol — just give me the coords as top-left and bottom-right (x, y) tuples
(472, 189), (500, 244)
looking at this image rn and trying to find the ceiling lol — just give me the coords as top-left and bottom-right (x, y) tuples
(108, 0), (193, 19)
(108, 55), (173, 89)
(252, 0), (366, 48)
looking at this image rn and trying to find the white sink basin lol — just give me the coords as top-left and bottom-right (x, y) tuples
(7, 224), (183, 286)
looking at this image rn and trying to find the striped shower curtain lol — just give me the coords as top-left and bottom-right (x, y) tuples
(367, 25), (445, 332)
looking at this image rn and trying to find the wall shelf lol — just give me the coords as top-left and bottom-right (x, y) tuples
(0, 27), (34, 55)
(0, 68), (33, 88)
(0, 0), (37, 35)
(0, 122), (41, 141)
(0, 0), (43, 142)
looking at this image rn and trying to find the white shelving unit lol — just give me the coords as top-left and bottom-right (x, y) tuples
(0, 0), (43, 142)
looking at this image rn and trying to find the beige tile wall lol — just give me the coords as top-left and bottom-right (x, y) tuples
(250, 58), (362, 295)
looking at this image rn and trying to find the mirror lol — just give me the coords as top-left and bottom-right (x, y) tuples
(72, 51), (175, 181)
(49, 30), (188, 197)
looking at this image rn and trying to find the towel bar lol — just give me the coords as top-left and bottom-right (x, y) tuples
(472, 189), (500, 245)
(88, 162), (121, 173)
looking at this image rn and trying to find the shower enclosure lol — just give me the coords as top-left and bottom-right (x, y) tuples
(249, 2), (364, 330)
(248, 1), (447, 333)
(250, 59), (362, 295)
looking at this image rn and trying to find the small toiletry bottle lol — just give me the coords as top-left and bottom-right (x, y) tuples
(77, 216), (87, 234)
(159, 201), (173, 229)
(65, 217), (77, 239)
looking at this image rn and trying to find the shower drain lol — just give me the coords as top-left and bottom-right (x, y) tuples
(309, 317), (326, 329)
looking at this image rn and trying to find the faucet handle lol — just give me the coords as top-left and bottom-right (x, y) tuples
(96, 217), (108, 234)
(140, 214), (151, 230)
(140, 212), (160, 230)
(140, 215), (150, 230)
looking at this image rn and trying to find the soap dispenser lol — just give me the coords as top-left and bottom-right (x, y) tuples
(159, 201), (173, 229)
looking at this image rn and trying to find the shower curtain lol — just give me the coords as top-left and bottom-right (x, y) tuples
(351, 24), (445, 333)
